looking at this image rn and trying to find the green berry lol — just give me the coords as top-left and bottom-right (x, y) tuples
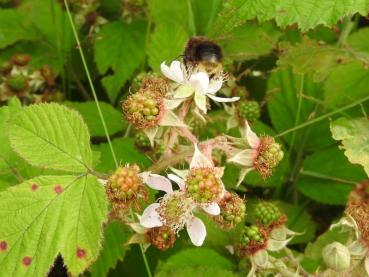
(238, 100), (261, 122)
(255, 202), (281, 226)
(6, 74), (28, 92)
(240, 225), (264, 246)
(134, 132), (151, 149)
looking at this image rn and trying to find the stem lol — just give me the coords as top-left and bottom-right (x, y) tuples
(275, 93), (369, 138)
(337, 16), (355, 47)
(289, 74), (304, 151)
(64, 0), (118, 167)
(186, 0), (196, 35)
(300, 170), (357, 185)
(139, 244), (152, 277)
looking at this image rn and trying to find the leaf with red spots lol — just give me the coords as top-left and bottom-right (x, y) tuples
(0, 175), (107, 276)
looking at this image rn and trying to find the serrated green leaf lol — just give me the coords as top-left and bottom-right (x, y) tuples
(347, 27), (369, 54)
(64, 101), (126, 137)
(157, 248), (235, 273)
(94, 21), (146, 102)
(9, 103), (93, 173)
(157, 266), (239, 277)
(90, 221), (130, 277)
(93, 137), (151, 172)
(218, 22), (281, 61)
(193, 0), (223, 35)
(210, 0), (369, 36)
(324, 61), (369, 108)
(147, 24), (189, 72)
(0, 175), (107, 276)
(330, 117), (369, 176)
(296, 147), (365, 205)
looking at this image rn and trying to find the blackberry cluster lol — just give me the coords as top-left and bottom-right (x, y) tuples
(240, 225), (263, 245)
(146, 226), (176, 251)
(134, 132), (151, 149)
(215, 192), (246, 229)
(238, 100), (261, 122)
(255, 202), (281, 226)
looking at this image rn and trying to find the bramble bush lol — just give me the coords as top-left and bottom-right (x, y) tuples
(0, 0), (369, 276)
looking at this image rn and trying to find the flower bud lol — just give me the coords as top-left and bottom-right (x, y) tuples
(254, 136), (284, 178)
(6, 74), (28, 92)
(0, 61), (12, 76)
(122, 90), (164, 129)
(238, 100), (261, 122)
(11, 54), (31, 66)
(236, 225), (268, 256)
(106, 165), (148, 211)
(145, 225), (176, 251)
(186, 168), (223, 203)
(214, 192), (246, 229)
(322, 242), (351, 272)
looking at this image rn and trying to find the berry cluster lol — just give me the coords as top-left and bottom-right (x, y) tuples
(123, 90), (163, 129)
(146, 226), (176, 251)
(6, 74), (28, 92)
(186, 168), (223, 203)
(134, 131), (151, 149)
(215, 192), (246, 229)
(238, 100), (261, 122)
(107, 165), (148, 211)
(254, 136), (284, 178)
(236, 225), (267, 256)
(255, 202), (281, 226)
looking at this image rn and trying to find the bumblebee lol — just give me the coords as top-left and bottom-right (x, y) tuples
(183, 36), (223, 78)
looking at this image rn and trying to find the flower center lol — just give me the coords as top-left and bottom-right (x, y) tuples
(186, 167), (222, 203)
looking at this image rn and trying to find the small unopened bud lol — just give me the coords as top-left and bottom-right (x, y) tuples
(238, 100), (261, 122)
(322, 242), (351, 272)
(106, 165), (148, 211)
(11, 54), (31, 66)
(145, 225), (176, 251)
(122, 90), (164, 129)
(6, 74), (28, 92)
(236, 225), (268, 256)
(0, 61), (12, 75)
(214, 192), (246, 229)
(254, 136), (284, 178)
(40, 65), (55, 86)
(186, 168), (223, 203)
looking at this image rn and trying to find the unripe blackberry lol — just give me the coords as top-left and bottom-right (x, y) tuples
(122, 90), (163, 129)
(238, 100), (260, 122)
(107, 165), (148, 211)
(0, 61), (12, 75)
(6, 74), (28, 92)
(186, 168), (223, 203)
(255, 202), (281, 226)
(40, 65), (55, 86)
(189, 119), (204, 134)
(236, 225), (268, 256)
(134, 131), (151, 149)
(254, 136), (284, 178)
(214, 192), (246, 229)
(11, 54), (31, 66)
(146, 225), (176, 251)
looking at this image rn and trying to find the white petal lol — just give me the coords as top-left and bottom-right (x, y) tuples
(236, 168), (253, 187)
(164, 98), (184, 110)
(143, 126), (158, 147)
(228, 149), (255, 167)
(190, 144), (213, 168)
(167, 173), (185, 190)
(160, 110), (186, 127)
(206, 79), (223, 94)
(186, 216), (206, 246)
(189, 71), (209, 93)
(145, 174), (173, 194)
(140, 203), (163, 228)
(207, 94), (240, 103)
(170, 167), (189, 179)
(244, 121), (260, 149)
(174, 85), (194, 99)
(194, 92), (207, 113)
(200, 202), (220, 215)
(161, 61), (184, 84)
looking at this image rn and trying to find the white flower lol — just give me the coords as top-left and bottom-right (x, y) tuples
(139, 169), (220, 247)
(161, 60), (239, 113)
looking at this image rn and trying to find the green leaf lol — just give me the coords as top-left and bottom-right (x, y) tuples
(347, 27), (369, 54)
(9, 103), (93, 173)
(93, 137), (152, 172)
(210, 0), (369, 35)
(296, 147), (365, 205)
(157, 248), (235, 273)
(147, 24), (189, 72)
(157, 266), (239, 277)
(0, 175), (107, 276)
(90, 221), (130, 277)
(0, 10), (36, 49)
(193, 0), (223, 35)
(64, 101), (125, 137)
(218, 22), (281, 61)
(324, 61), (369, 108)
(94, 21), (146, 102)
(331, 117), (369, 176)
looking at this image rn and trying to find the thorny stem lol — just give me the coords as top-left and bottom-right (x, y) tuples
(64, 2), (152, 276)
(275, 93), (369, 138)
